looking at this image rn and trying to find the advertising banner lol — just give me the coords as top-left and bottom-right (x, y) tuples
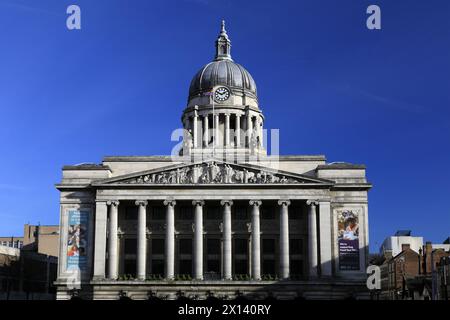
(337, 209), (360, 271)
(67, 210), (89, 270)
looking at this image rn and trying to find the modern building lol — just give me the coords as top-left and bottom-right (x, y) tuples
(55, 22), (372, 300)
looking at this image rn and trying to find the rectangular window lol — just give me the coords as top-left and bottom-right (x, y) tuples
(289, 205), (303, 220)
(124, 238), (137, 254)
(263, 259), (276, 275)
(207, 239), (221, 255)
(179, 239), (192, 255)
(177, 206), (193, 220)
(234, 206), (248, 220)
(234, 239), (248, 255)
(206, 206), (221, 220)
(234, 259), (248, 275)
(262, 239), (275, 254)
(124, 259), (136, 276)
(151, 239), (164, 255)
(261, 205), (275, 220)
(290, 259), (304, 276)
(125, 206), (138, 220)
(290, 239), (303, 255)
(179, 259), (192, 275)
(151, 259), (164, 276)
(206, 259), (220, 273)
(152, 206), (165, 220)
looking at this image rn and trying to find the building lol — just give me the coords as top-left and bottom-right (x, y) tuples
(378, 235), (450, 300)
(0, 224), (59, 300)
(54, 22), (372, 300)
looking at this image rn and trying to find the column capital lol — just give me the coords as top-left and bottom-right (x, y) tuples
(192, 200), (205, 206)
(135, 200), (148, 207)
(278, 199), (291, 207)
(249, 200), (262, 207)
(306, 199), (319, 206)
(163, 199), (176, 206)
(106, 200), (120, 207)
(220, 200), (233, 206)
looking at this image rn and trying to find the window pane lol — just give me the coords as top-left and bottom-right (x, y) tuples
(125, 206), (138, 220)
(262, 206), (275, 220)
(263, 259), (275, 275)
(207, 259), (220, 273)
(207, 239), (221, 255)
(124, 259), (136, 276)
(179, 259), (192, 275)
(177, 206), (193, 220)
(179, 239), (192, 255)
(290, 259), (303, 276)
(289, 206), (303, 220)
(152, 239), (164, 255)
(152, 206), (165, 220)
(234, 206), (248, 220)
(290, 239), (303, 255)
(206, 206), (221, 220)
(262, 239), (275, 254)
(124, 238), (137, 254)
(234, 259), (247, 275)
(151, 259), (164, 275)
(234, 239), (247, 255)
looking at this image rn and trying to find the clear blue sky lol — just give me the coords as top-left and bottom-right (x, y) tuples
(0, 0), (449, 252)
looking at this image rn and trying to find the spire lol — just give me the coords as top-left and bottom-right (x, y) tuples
(215, 20), (232, 61)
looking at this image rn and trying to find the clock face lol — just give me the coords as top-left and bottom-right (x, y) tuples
(214, 87), (230, 102)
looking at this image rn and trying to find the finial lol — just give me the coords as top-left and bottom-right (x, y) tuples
(221, 20), (226, 34)
(215, 20), (232, 61)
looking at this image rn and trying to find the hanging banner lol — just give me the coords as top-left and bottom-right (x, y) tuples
(337, 209), (360, 271)
(67, 210), (89, 270)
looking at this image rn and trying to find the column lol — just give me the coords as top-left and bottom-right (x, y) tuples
(225, 113), (230, 147)
(307, 200), (318, 277)
(193, 112), (198, 148)
(192, 200), (205, 280)
(136, 200), (148, 280)
(93, 201), (108, 279)
(203, 114), (209, 147)
(235, 114), (241, 147)
(278, 200), (291, 280)
(250, 200), (262, 280)
(214, 113), (220, 147)
(319, 201), (332, 277)
(164, 199), (176, 280)
(221, 200), (233, 280)
(246, 113), (252, 147)
(107, 200), (119, 279)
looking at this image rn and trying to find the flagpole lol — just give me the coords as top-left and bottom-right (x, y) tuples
(212, 89), (215, 158)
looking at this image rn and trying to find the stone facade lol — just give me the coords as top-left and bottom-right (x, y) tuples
(55, 22), (372, 300)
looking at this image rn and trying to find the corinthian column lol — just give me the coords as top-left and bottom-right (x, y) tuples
(221, 200), (233, 280)
(278, 200), (290, 280)
(192, 200), (205, 280)
(307, 200), (318, 278)
(225, 113), (230, 147)
(107, 200), (119, 279)
(193, 111), (198, 148)
(235, 114), (241, 147)
(164, 199), (176, 280)
(250, 200), (262, 280)
(136, 200), (148, 280)
(214, 114), (220, 147)
(203, 115), (209, 147)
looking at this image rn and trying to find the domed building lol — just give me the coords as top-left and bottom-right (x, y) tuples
(55, 22), (372, 300)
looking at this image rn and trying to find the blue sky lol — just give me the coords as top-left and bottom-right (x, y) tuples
(0, 0), (449, 252)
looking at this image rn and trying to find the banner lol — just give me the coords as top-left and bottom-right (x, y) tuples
(337, 209), (360, 271)
(67, 210), (89, 270)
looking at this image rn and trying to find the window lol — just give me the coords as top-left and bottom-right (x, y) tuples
(261, 206), (275, 220)
(207, 239), (221, 255)
(207, 259), (220, 273)
(179, 259), (192, 275)
(289, 205), (303, 220)
(177, 206), (193, 220)
(152, 206), (165, 220)
(234, 239), (247, 255)
(124, 259), (136, 276)
(206, 206), (221, 220)
(234, 206), (248, 220)
(290, 239), (303, 255)
(234, 259), (248, 275)
(179, 239), (192, 255)
(263, 259), (276, 275)
(290, 259), (304, 276)
(124, 206), (138, 220)
(124, 238), (137, 254)
(263, 239), (275, 254)
(151, 259), (164, 276)
(152, 239), (164, 255)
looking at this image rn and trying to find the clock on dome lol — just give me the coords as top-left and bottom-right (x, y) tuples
(214, 86), (230, 102)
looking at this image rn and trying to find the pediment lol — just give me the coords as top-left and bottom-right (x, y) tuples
(93, 159), (333, 187)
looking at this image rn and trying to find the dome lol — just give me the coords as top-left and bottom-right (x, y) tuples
(188, 21), (257, 101)
(188, 60), (257, 100)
